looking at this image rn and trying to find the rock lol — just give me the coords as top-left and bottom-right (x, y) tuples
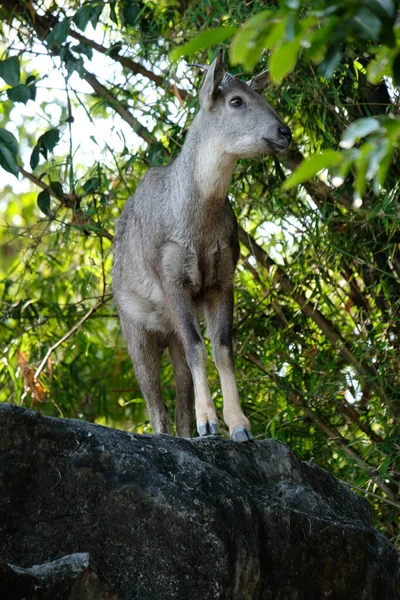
(0, 553), (117, 600)
(0, 403), (398, 600)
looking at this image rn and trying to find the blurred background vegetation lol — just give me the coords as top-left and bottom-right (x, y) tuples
(0, 0), (399, 548)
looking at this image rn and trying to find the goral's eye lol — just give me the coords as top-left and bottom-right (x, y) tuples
(230, 97), (243, 108)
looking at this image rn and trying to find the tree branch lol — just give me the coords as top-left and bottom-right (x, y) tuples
(83, 70), (162, 149)
(0, 0), (167, 152)
(69, 29), (191, 102)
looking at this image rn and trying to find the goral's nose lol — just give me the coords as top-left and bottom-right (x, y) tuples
(278, 124), (292, 144)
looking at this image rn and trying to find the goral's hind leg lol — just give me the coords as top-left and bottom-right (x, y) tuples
(121, 318), (171, 434)
(168, 333), (195, 438)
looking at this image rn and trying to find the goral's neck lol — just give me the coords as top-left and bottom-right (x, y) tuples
(174, 115), (235, 206)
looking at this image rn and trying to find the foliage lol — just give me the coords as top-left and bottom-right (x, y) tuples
(0, 0), (399, 548)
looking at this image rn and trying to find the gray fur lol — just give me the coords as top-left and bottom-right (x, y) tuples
(112, 51), (291, 440)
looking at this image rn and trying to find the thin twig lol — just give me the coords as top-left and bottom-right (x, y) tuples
(239, 226), (398, 419)
(341, 480), (400, 511)
(18, 167), (114, 242)
(245, 351), (399, 502)
(34, 295), (111, 380)
(19, 167), (60, 199)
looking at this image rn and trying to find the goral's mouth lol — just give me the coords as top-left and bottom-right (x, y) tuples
(262, 138), (287, 153)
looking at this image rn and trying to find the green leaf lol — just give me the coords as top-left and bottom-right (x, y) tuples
(71, 42), (93, 59)
(284, 0), (300, 8)
(364, 0), (395, 19)
(6, 84), (32, 104)
(49, 181), (64, 197)
(354, 142), (374, 198)
(392, 52), (400, 87)
(108, 42), (123, 58)
(109, 0), (118, 24)
(169, 27), (237, 61)
(82, 177), (100, 193)
(340, 118), (380, 149)
(41, 129), (61, 152)
(0, 128), (19, 177)
(268, 39), (300, 83)
(366, 139), (388, 181)
(75, 3), (103, 30)
(262, 20), (286, 48)
(230, 10), (272, 65)
(73, 5), (92, 31)
(65, 55), (85, 79)
(147, 142), (166, 166)
(376, 144), (393, 187)
(367, 48), (392, 84)
(352, 8), (382, 41)
(37, 189), (51, 216)
(318, 46), (342, 79)
(123, 3), (141, 26)
(30, 143), (40, 170)
(0, 146), (19, 177)
(89, 5), (104, 27)
(283, 150), (342, 189)
(230, 27), (266, 69)
(30, 129), (61, 169)
(47, 18), (70, 47)
(25, 75), (37, 101)
(0, 56), (20, 86)
(285, 12), (299, 42)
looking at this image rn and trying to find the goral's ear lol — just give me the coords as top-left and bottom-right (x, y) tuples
(199, 49), (225, 110)
(248, 70), (269, 93)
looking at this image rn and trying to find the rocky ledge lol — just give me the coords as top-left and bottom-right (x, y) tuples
(0, 403), (398, 599)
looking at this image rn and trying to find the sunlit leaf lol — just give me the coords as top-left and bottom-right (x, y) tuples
(352, 7), (382, 41)
(354, 142), (374, 198)
(268, 39), (300, 83)
(230, 10), (272, 65)
(392, 52), (400, 86)
(318, 46), (342, 79)
(283, 150), (342, 189)
(169, 27), (237, 61)
(364, 0), (395, 19)
(340, 118), (381, 149)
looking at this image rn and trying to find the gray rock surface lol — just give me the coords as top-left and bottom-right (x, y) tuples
(0, 552), (117, 600)
(0, 403), (398, 599)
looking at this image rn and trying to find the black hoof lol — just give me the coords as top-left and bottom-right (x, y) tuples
(198, 421), (219, 437)
(231, 427), (253, 442)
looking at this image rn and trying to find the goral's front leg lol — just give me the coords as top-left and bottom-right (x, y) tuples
(161, 242), (219, 438)
(205, 287), (253, 442)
